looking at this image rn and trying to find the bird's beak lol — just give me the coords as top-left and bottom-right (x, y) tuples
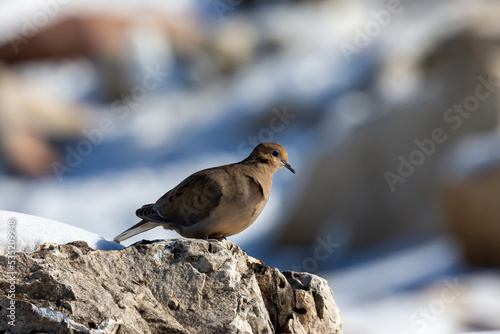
(282, 160), (295, 174)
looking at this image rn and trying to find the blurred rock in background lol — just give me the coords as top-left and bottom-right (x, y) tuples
(440, 133), (500, 268)
(276, 29), (500, 252)
(0, 63), (86, 176)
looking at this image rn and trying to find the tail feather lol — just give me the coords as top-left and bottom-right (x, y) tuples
(113, 220), (160, 243)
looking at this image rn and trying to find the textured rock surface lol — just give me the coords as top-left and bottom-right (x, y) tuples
(0, 239), (343, 334)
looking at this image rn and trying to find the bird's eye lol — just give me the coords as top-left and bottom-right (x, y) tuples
(271, 150), (280, 157)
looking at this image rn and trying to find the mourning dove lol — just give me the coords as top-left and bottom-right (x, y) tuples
(114, 142), (294, 242)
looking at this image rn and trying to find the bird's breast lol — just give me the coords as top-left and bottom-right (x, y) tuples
(206, 174), (269, 236)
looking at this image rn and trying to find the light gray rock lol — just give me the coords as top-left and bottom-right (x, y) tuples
(0, 239), (343, 334)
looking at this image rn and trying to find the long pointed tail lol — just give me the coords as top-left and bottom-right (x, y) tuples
(113, 220), (160, 243)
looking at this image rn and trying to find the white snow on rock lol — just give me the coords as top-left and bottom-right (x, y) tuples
(0, 210), (124, 253)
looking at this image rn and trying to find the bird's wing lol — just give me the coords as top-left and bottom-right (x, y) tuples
(136, 203), (168, 223)
(149, 168), (225, 227)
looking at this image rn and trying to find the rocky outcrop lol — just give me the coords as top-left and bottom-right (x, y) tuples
(0, 239), (343, 334)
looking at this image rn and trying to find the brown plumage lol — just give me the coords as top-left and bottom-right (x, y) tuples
(114, 142), (294, 242)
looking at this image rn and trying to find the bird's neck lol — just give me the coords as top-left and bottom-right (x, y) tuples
(239, 158), (275, 196)
(241, 157), (278, 176)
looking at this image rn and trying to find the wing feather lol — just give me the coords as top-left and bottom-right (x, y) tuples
(144, 168), (224, 227)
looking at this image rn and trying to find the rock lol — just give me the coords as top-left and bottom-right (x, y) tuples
(0, 239), (343, 334)
(0, 63), (87, 177)
(440, 135), (500, 267)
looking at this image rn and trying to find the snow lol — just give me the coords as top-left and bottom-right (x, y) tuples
(0, 210), (124, 253)
(31, 305), (90, 333)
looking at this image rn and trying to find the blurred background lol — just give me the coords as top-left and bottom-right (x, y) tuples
(1, 0), (500, 332)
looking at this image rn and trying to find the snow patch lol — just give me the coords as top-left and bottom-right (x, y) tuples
(32, 305), (90, 333)
(0, 210), (124, 253)
(31, 304), (121, 334)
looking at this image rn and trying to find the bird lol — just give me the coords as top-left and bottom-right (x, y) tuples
(114, 142), (294, 243)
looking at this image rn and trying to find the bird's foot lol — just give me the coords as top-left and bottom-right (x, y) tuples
(205, 234), (226, 241)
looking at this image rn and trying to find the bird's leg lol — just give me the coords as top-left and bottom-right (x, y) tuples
(205, 234), (226, 241)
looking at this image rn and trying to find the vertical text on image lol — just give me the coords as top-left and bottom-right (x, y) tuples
(6, 218), (17, 327)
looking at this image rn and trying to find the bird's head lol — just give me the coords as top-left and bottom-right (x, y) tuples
(247, 142), (295, 174)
